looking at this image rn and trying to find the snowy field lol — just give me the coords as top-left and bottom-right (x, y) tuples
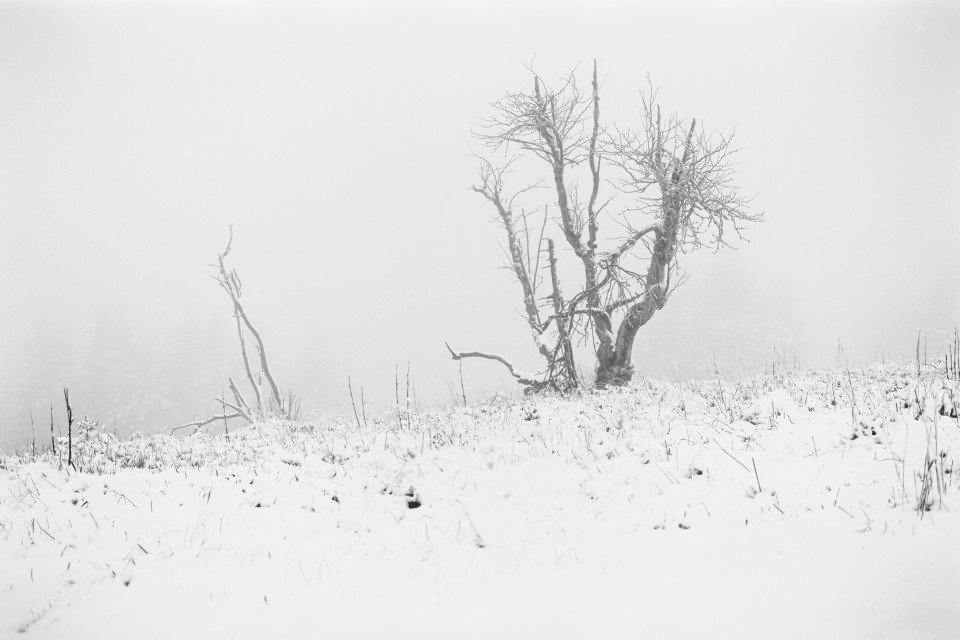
(2, 363), (958, 639)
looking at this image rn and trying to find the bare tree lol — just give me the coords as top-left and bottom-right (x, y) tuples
(449, 61), (761, 390)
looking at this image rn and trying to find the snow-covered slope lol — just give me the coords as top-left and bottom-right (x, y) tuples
(2, 364), (958, 639)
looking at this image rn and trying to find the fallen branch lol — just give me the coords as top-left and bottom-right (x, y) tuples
(170, 413), (245, 436)
(214, 398), (252, 423)
(445, 341), (541, 387)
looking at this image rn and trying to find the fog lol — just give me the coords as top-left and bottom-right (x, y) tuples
(1, 1), (957, 449)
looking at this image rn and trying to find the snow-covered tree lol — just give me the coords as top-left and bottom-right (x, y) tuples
(450, 62), (762, 390)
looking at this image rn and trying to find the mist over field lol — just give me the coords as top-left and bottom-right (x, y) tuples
(1, 1), (957, 450)
(2, 4), (960, 639)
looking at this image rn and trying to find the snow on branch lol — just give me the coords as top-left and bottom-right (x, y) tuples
(445, 342), (541, 387)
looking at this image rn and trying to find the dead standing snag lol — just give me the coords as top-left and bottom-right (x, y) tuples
(214, 228), (287, 416)
(170, 228), (298, 435)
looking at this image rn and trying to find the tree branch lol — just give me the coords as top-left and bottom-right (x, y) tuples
(473, 158), (554, 363)
(227, 377), (252, 417)
(215, 398), (252, 423)
(587, 59), (601, 252)
(171, 412), (244, 436)
(445, 341), (541, 387)
(233, 306), (262, 415)
(606, 224), (659, 264)
(547, 239), (578, 388)
(540, 307), (611, 331)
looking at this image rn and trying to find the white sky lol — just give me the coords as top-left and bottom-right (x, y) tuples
(1, 0), (958, 443)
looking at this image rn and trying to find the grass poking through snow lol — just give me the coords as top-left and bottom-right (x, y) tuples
(1, 362), (958, 639)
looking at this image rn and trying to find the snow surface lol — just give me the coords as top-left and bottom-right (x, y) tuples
(2, 364), (958, 639)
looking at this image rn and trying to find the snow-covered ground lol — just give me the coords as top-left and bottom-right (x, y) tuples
(2, 363), (958, 639)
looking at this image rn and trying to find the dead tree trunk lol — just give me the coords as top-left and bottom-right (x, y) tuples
(546, 239), (578, 389)
(214, 227), (289, 418)
(595, 119), (696, 386)
(170, 228), (298, 435)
